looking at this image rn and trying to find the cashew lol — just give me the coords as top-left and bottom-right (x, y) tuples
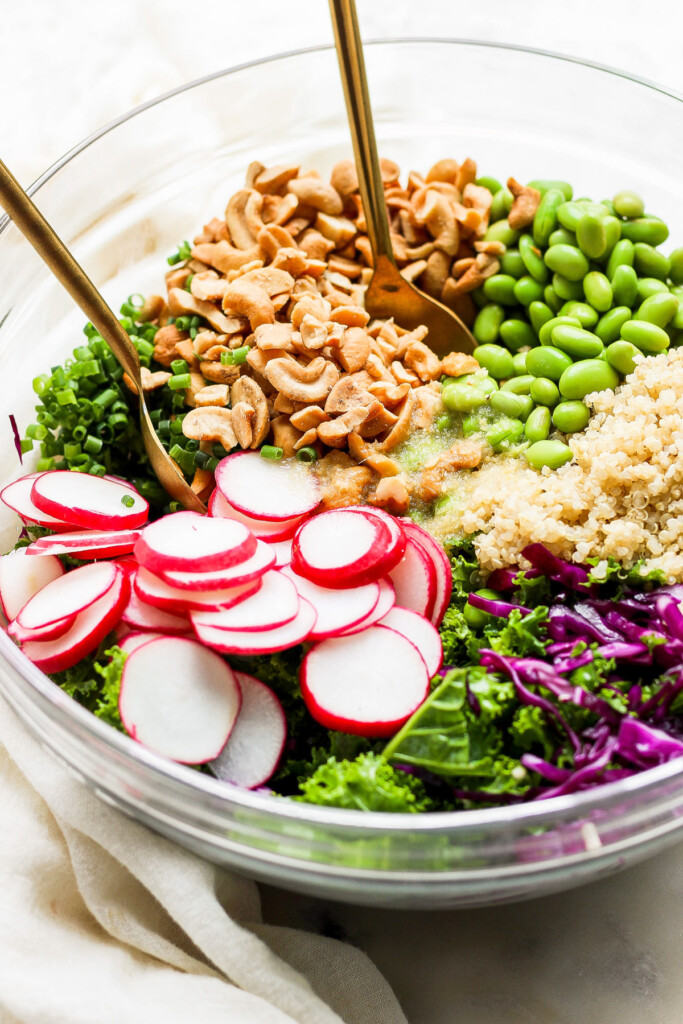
(182, 372), (207, 408)
(357, 401), (398, 438)
(273, 393), (296, 415)
(191, 240), (263, 274)
(444, 252), (500, 295)
(337, 326), (371, 373)
(507, 178), (541, 230)
(455, 158), (477, 193)
(231, 401), (255, 448)
(270, 415), (303, 458)
(329, 304), (370, 328)
(166, 266), (192, 292)
(263, 356), (339, 404)
(175, 338), (200, 370)
(168, 287), (244, 335)
(221, 279), (274, 330)
(366, 381), (411, 408)
(317, 407), (370, 448)
(330, 160), (359, 198)
(136, 294), (165, 322)
(411, 385), (443, 430)
(366, 353), (394, 382)
(194, 384), (230, 408)
(442, 352), (481, 377)
(290, 405), (330, 432)
(325, 376), (374, 415)
(182, 407), (237, 451)
(190, 271), (229, 303)
(123, 366), (172, 393)
(474, 239), (506, 256)
(391, 361), (420, 387)
(153, 324), (185, 367)
(262, 193), (299, 227)
(417, 440), (483, 502)
(420, 249), (451, 298)
(194, 217), (229, 245)
(313, 451), (375, 510)
(355, 235), (373, 266)
(238, 266), (294, 298)
(291, 293), (332, 329)
(315, 213), (357, 247)
(190, 466), (214, 501)
(328, 255), (363, 280)
(463, 183), (493, 230)
(287, 176), (343, 215)
(298, 229), (335, 261)
(377, 391), (416, 451)
(425, 159), (459, 185)
(231, 375), (270, 447)
(453, 257), (476, 278)
(254, 163), (300, 195)
(412, 188), (459, 255)
(271, 247), (309, 277)
(347, 432), (400, 477)
(299, 314), (328, 351)
(370, 476), (410, 515)
(293, 428), (319, 451)
(225, 189), (260, 249)
(254, 322), (295, 351)
(404, 340), (442, 382)
(200, 361), (240, 385)
(401, 260), (428, 283)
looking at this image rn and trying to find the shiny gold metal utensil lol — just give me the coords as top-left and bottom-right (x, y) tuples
(328, 0), (476, 357)
(0, 159), (205, 512)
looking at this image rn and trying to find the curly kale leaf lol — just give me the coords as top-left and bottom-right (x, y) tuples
(51, 642), (126, 730)
(296, 753), (433, 812)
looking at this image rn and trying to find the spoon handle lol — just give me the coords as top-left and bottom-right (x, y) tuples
(0, 159), (142, 384)
(328, 0), (395, 266)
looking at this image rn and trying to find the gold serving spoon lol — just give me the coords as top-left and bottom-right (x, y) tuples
(0, 159), (206, 512)
(328, 0), (476, 356)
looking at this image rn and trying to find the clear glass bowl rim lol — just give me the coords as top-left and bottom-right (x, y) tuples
(3, 37), (683, 837)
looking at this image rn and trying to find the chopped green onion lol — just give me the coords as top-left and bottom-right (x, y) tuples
(167, 240), (192, 266)
(93, 388), (118, 409)
(231, 345), (250, 365)
(184, 274), (194, 292)
(36, 457), (55, 472)
(185, 439), (199, 453)
(168, 373), (191, 391)
(56, 389), (77, 406)
(168, 444), (195, 475)
(72, 425), (87, 442)
(296, 446), (318, 463)
(170, 358), (190, 375)
(121, 494), (135, 508)
(25, 423), (47, 440)
(83, 434), (103, 455)
(169, 417), (185, 434)
(20, 439), (33, 454)
(64, 442), (81, 460)
(220, 350), (234, 366)
(174, 316), (191, 331)
(260, 445), (284, 461)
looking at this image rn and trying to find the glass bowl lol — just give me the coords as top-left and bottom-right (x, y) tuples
(2, 40), (683, 910)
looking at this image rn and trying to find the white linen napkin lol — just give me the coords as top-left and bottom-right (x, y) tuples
(0, 694), (407, 1024)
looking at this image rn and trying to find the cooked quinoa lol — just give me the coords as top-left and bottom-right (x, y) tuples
(439, 349), (683, 582)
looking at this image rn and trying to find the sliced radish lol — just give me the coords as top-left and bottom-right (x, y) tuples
(114, 556), (139, 577)
(9, 613), (77, 644)
(122, 589), (191, 635)
(301, 625), (429, 737)
(19, 569), (130, 673)
(31, 472), (149, 531)
(11, 561), (118, 636)
(0, 474), (73, 530)
(401, 521), (452, 627)
(190, 570), (300, 633)
(209, 488), (306, 540)
(194, 596), (316, 654)
(379, 606), (443, 677)
(268, 539), (292, 568)
(361, 506), (407, 566)
(337, 577), (396, 636)
(291, 508), (394, 588)
(135, 510), (256, 575)
(134, 567), (261, 614)
(389, 537), (437, 619)
(118, 631), (165, 655)
(281, 565), (380, 640)
(156, 541), (275, 591)
(210, 672), (287, 789)
(119, 637), (241, 763)
(0, 546), (64, 622)
(28, 528), (142, 560)
(215, 451), (320, 521)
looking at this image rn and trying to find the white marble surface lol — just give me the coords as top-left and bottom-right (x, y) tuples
(3, 2), (683, 1021)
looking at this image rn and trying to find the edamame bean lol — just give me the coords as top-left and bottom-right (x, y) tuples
(533, 187), (565, 247)
(583, 271), (613, 312)
(558, 359), (619, 399)
(601, 199), (617, 217)
(473, 303), (506, 343)
(530, 377), (560, 406)
(620, 217), (669, 245)
(549, 228), (577, 247)
(464, 589), (501, 629)
(484, 219), (520, 247)
(475, 176), (503, 194)
(501, 374), (535, 395)
(529, 300), (554, 335)
(512, 352), (529, 375)
(462, 413), (485, 437)
(526, 345), (572, 381)
(611, 264), (639, 307)
(544, 285), (563, 313)
(552, 401), (591, 433)
(528, 179), (573, 200)
(490, 188), (513, 223)
(442, 382), (489, 412)
(602, 216), (622, 256)
(473, 344), (515, 379)
(539, 315), (581, 346)
(605, 340), (640, 375)
(606, 238), (635, 278)
(486, 418), (524, 451)
(633, 242), (670, 281)
(576, 213), (606, 259)
(613, 190), (645, 218)
(441, 373), (496, 395)
(559, 301), (599, 329)
(636, 292), (679, 328)
(489, 390), (531, 420)
(524, 406), (551, 443)
(557, 200), (609, 232)
(519, 234), (549, 283)
(636, 277), (669, 303)
(552, 273), (584, 301)
(544, 244), (589, 281)
(595, 306), (632, 344)
(620, 319), (670, 353)
(499, 319), (537, 351)
(501, 249), (526, 279)
(669, 248), (683, 286)
(514, 275), (545, 306)
(525, 439), (573, 470)
(483, 274), (519, 305)
(551, 324), (604, 359)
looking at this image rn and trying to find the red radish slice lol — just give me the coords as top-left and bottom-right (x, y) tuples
(336, 577), (396, 636)
(122, 589), (191, 635)
(118, 631), (165, 655)
(209, 488), (306, 540)
(31, 472), (149, 531)
(135, 510), (256, 575)
(215, 451), (320, 521)
(156, 541), (275, 591)
(19, 569), (130, 673)
(190, 570), (300, 633)
(8, 613), (77, 644)
(401, 521), (452, 627)
(194, 596), (316, 654)
(0, 474), (73, 530)
(281, 565), (380, 640)
(301, 625), (429, 738)
(28, 528), (142, 560)
(210, 672), (287, 788)
(291, 508), (393, 588)
(134, 567), (261, 614)
(119, 637), (241, 764)
(114, 556), (139, 577)
(389, 538), (437, 619)
(0, 547), (64, 622)
(13, 561), (118, 634)
(268, 539), (292, 567)
(379, 607), (443, 677)
(360, 506), (407, 566)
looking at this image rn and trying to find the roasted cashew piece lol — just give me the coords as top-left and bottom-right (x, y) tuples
(412, 188), (459, 256)
(123, 366), (172, 393)
(347, 432), (400, 477)
(182, 407), (237, 452)
(231, 375), (270, 447)
(231, 401), (255, 449)
(290, 405), (330, 432)
(190, 272), (229, 303)
(226, 189), (260, 249)
(287, 176), (343, 215)
(200, 361), (240, 385)
(317, 407), (370, 448)
(168, 288), (244, 335)
(291, 293), (332, 330)
(299, 314), (328, 351)
(270, 415), (303, 458)
(263, 357), (339, 404)
(507, 178), (541, 230)
(370, 476), (410, 516)
(253, 322), (295, 351)
(238, 266), (294, 299)
(441, 352), (481, 377)
(377, 391), (416, 451)
(337, 327), (371, 374)
(221, 279), (275, 330)
(404, 340), (443, 382)
(324, 376), (374, 415)
(425, 158), (459, 185)
(254, 163), (301, 195)
(330, 160), (359, 198)
(194, 384), (230, 408)
(191, 240), (263, 274)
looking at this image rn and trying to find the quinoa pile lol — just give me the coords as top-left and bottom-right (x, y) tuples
(456, 348), (683, 581)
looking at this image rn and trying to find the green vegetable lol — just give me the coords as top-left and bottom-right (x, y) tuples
(552, 400), (591, 433)
(576, 213), (607, 259)
(558, 359), (619, 399)
(620, 319), (670, 353)
(605, 340), (639, 375)
(551, 324), (604, 360)
(544, 243), (589, 281)
(482, 274), (518, 305)
(297, 753), (433, 812)
(582, 271), (613, 312)
(526, 345), (572, 381)
(633, 242), (669, 281)
(519, 234), (548, 283)
(613, 190), (644, 218)
(635, 292), (679, 328)
(611, 264), (639, 307)
(558, 300), (598, 330)
(473, 304), (505, 344)
(260, 444), (284, 460)
(524, 405), (551, 442)
(620, 217), (669, 245)
(499, 318), (536, 352)
(529, 377), (560, 407)
(533, 187), (565, 247)
(525, 439), (573, 469)
(473, 343), (514, 379)
(595, 306), (632, 344)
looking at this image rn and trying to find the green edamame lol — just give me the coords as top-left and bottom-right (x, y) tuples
(553, 273), (584, 301)
(514, 275), (546, 306)
(606, 238), (635, 278)
(669, 248), (683, 286)
(484, 219), (520, 247)
(501, 249), (526, 279)
(500, 374), (535, 395)
(529, 377), (560, 406)
(583, 271), (613, 312)
(490, 188), (513, 223)
(557, 200), (609, 232)
(473, 303), (506, 343)
(524, 406), (551, 443)
(499, 319), (537, 352)
(473, 344), (515, 379)
(559, 301), (599, 330)
(544, 244), (590, 282)
(552, 400), (591, 433)
(529, 301), (554, 335)
(605, 340), (640, 375)
(512, 352), (529, 375)
(526, 345), (572, 381)
(602, 216), (622, 256)
(482, 274), (519, 306)
(620, 319), (670, 353)
(576, 213), (606, 259)
(519, 234), (549, 283)
(558, 359), (619, 399)
(620, 217), (669, 246)
(489, 389), (531, 420)
(539, 315), (581, 346)
(544, 285), (563, 313)
(528, 180), (573, 200)
(525, 439), (573, 470)
(464, 589), (501, 629)
(486, 418), (524, 451)
(533, 188), (566, 247)
(548, 228), (577, 247)
(595, 306), (632, 344)
(475, 176), (503, 194)
(633, 242), (670, 281)
(636, 277), (669, 303)
(636, 292), (679, 328)
(442, 382), (489, 413)
(551, 325), (604, 360)
(611, 264), (639, 307)
(613, 190), (645, 219)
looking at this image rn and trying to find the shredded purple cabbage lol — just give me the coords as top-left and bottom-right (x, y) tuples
(521, 543), (591, 591)
(467, 592), (532, 618)
(9, 414), (22, 464)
